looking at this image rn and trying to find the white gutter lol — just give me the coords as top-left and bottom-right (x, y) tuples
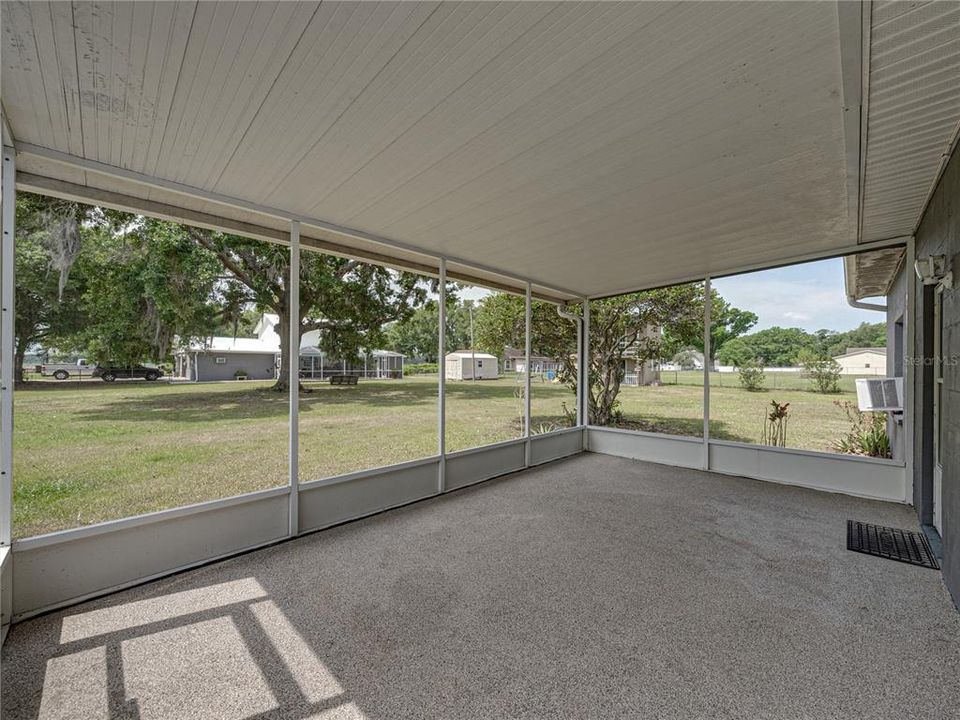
(843, 253), (888, 312)
(847, 296), (887, 312)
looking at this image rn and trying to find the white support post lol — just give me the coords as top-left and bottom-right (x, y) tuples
(904, 237), (916, 505)
(575, 310), (583, 427)
(1, 147), (14, 548)
(582, 299), (590, 440)
(524, 281), (532, 465)
(438, 259), (447, 493)
(702, 277), (712, 471)
(288, 220), (300, 537)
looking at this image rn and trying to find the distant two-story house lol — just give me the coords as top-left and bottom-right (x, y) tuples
(502, 347), (561, 376)
(620, 325), (662, 386)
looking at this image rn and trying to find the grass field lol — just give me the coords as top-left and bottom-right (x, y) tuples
(12, 375), (572, 538)
(619, 370), (871, 448)
(12, 372), (868, 538)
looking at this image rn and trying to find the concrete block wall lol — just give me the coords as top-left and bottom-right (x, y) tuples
(913, 142), (960, 605)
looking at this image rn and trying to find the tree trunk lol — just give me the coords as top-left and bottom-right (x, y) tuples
(588, 348), (624, 426)
(271, 309), (309, 393)
(14, 339), (28, 384)
(272, 310), (293, 392)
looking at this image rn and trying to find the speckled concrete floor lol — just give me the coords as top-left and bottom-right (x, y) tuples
(3, 453), (959, 719)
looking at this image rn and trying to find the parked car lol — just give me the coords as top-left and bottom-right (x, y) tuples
(39, 358), (92, 380)
(91, 364), (164, 382)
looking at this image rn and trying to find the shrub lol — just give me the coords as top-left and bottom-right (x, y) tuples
(738, 358), (765, 391)
(803, 356), (842, 394)
(403, 363), (438, 375)
(832, 401), (891, 458)
(532, 421), (562, 435)
(761, 400), (789, 446)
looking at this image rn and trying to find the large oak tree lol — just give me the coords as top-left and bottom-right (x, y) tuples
(13, 195), (93, 382)
(474, 285), (705, 426)
(184, 229), (429, 391)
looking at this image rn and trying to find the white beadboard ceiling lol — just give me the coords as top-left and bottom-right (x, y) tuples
(860, 0), (960, 243)
(2, 1), (958, 298)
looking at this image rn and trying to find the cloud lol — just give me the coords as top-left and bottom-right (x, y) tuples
(712, 258), (885, 332)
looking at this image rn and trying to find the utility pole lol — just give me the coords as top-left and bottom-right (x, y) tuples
(469, 304), (476, 381)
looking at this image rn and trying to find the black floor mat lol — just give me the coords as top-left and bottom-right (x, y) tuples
(847, 520), (940, 570)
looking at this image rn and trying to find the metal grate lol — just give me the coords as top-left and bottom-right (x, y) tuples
(847, 520), (939, 570)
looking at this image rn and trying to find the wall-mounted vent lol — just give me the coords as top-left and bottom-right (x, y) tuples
(855, 377), (903, 412)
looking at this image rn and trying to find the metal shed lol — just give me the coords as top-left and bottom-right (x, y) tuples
(444, 351), (499, 381)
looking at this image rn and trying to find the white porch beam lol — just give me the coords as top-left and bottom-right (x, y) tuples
(13, 144), (582, 302)
(15, 171), (572, 305)
(588, 235), (913, 301)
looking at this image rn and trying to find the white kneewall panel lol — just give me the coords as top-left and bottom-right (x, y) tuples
(1, 546), (11, 638)
(445, 440), (527, 491)
(587, 427), (906, 503)
(586, 427), (703, 469)
(708, 441), (907, 502)
(529, 428), (584, 466)
(298, 458), (440, 533)
(12, 491), (289, 619)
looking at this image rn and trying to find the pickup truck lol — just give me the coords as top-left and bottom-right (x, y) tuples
(39, 359), (92, 380)
(91, 364), (164, 382)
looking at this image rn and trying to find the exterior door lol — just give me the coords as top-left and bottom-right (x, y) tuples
(933, 285), (944, 534)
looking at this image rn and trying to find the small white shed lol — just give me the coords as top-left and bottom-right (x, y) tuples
(445, 351), (499, 380)
(833, 347), (887, 375)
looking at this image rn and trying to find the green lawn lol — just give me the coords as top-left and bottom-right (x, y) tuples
(12, 376), (574, 538)
(615, 380), (864, 449)
(618, 370), (870, 449)
(12, 372), (866, 538)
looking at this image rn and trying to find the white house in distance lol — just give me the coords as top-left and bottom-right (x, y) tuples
(833, 347), (887, 376)
(503, 346), (560, 375)
(620, 324), (663, 386)
(445, 351), (499, 380)
(175, 314), (404, 381)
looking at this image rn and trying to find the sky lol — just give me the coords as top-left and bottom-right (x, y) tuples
(444, 257), (883, 334)
(711, 257), (884, 333)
